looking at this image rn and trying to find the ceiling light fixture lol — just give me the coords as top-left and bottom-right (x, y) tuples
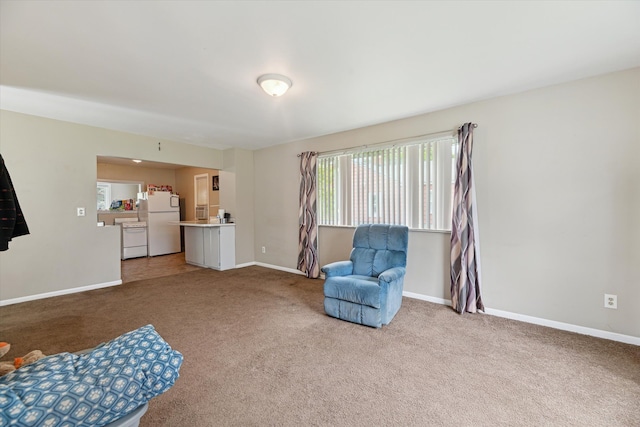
(257, 74), (292, 97)
(132, 159), (142, 163)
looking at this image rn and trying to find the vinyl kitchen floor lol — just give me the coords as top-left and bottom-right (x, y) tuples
(121, 252), (202, 284)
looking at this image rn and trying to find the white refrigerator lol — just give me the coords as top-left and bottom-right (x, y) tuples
(138, 191), (181, 256)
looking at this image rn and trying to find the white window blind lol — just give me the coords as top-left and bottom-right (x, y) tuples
(318, 135), (458, 231)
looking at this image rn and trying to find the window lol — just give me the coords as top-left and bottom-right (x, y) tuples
(97, 182), (111, 211)
(317, 135), (458, 231)
(96, 181), (143, 211)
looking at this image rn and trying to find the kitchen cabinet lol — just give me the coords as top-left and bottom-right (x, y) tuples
(184, 226), (204, 265)
(181, 223), (235, 270)
(204, 226), (235, 270)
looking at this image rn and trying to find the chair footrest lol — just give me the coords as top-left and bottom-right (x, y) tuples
(323, 275), (381, 308)
(324, 297), (382, 328)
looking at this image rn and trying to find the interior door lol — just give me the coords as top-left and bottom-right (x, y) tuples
(194, 173), (209, 219)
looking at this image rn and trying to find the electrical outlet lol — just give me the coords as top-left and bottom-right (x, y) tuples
(77, 207), (85, 217)
(261, 246), (266, 254)
(604, 294), (617, 309)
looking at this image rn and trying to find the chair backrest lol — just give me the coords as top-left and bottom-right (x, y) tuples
(350, 224), (409, 277)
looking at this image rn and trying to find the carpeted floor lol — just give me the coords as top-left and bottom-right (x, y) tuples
(1, 266), (638, 426)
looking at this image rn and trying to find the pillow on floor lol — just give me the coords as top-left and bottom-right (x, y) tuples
(0, 324), (183, 427)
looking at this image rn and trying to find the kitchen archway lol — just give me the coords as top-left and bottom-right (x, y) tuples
(97, 156), (219, 283)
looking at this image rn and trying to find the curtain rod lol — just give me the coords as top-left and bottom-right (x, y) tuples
(297, 123), (477, 157)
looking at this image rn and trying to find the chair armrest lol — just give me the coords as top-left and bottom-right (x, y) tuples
(378, 266), (406, 283)
(321, 260), (353, 278)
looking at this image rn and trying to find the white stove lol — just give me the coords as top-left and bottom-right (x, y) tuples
(114, 218), (148, 260)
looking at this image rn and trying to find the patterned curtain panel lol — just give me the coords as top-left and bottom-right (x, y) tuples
(297, 152), (320, 279)
(450, 123), (484, 313)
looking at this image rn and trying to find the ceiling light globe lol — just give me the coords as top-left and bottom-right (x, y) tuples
(257, 74), (292, 97)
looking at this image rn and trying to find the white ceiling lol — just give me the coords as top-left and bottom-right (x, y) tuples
(1, 1), (639, 151)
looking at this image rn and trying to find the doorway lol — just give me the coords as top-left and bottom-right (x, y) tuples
(194, 173), (209, 220)
(97, 156), (219, 282)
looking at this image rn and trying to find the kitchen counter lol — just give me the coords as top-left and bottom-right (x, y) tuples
(98, 210), (138, 214)
(178, 221), (235, 228)
(180, 222), (235, 270)
(98, 211), (139, 226)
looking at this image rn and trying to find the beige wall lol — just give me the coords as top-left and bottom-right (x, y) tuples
(254, 68), (640, 338)
(221, 149), (255, 266)
(97, 162), (177, 190)
(0, 111), (223, 301)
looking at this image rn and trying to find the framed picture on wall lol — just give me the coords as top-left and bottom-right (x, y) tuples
(212, 175), (219, 191)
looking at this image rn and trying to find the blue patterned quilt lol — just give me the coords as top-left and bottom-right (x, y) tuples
(0, 325), (183, 427)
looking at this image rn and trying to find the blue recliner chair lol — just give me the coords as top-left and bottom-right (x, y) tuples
(321, 224), (409, 328)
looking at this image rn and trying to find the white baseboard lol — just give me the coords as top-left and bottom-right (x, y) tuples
(239, 262), (324, 278)
(234, 262), (257, 269)
(483, 307), (640, 346)
(403, 291), (640, 346)
(0, 280), (122, 307)
(254, 262), (306, 276)
(403, 291), (452, 306)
